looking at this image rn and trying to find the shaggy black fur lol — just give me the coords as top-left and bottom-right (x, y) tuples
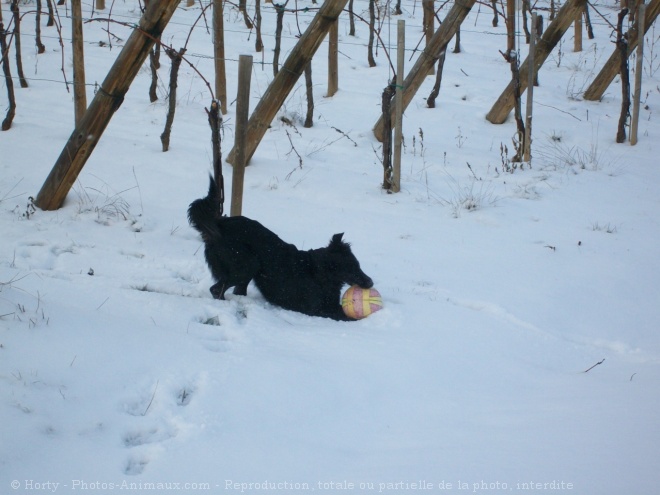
(188, 177), (374, 321)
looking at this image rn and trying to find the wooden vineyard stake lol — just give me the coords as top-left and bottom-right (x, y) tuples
(231, 55), (253, 217)
(213, 0), (227, 114)
(631, 3), (646, 145)
(327, 19), (338, 97)
(584, 0), (660, 101)
(506, 0), (515, 54)
(423, 0), (435, 75)
(392, 20), (405, 193)
(486, 0), (587, 124)
(72, 0), (87, 126)
(574, 5), (583, 52)
(524, 12), (537, 163)
(35, 0), (182, 211)
(226, 0), (349, 166)
(373, 0), (476, 142)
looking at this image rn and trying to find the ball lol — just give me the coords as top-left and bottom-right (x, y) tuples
(341, 286), (383, 319)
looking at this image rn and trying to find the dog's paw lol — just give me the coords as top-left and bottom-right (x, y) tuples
(209, 284), (226, 300)
(233, 284), (248, 296)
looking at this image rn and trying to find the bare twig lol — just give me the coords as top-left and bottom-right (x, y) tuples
(95, 297), (109, 310)
(142, 380), (159, 416)
(284, 129), (303, 175)
(535, 101), (582, 121)
(0, 178), (24, 204)
(583, 358), (605, 373)
(331, 126), (358, 147)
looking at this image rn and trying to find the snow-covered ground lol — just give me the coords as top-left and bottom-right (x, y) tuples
(2, 1), (659, 493)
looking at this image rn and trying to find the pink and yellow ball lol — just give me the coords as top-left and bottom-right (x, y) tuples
(342, 286), (383, 319)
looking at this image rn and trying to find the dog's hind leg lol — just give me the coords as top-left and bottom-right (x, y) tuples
(231, 255), (258, 297)
(210, 281), (230, 300)
(232, 282), (250, 296)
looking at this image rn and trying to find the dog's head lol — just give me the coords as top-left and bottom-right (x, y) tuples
(327, 233), (374, 289)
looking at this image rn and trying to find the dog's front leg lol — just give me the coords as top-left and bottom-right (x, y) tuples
(330, 306), (356, 321)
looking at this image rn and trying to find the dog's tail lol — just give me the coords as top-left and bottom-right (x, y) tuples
(188, 175), (222, 240)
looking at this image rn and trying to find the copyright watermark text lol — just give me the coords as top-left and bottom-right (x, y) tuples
(9, 478), (575, 493)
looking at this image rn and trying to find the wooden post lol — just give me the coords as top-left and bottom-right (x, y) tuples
(35, 0), (182, 211)
(506, 0), (515, 53)
(231, 55), (253, 217)
(255, 0), (263, 52)
(72, 0), (87, 126)
(423, 0), (435, 75)
(524, 12), (537, 162)
(486, 0), (586, 124)
(327, 18), (338, 97)
(574, 5), (583, 52)
(584, 0), (660, 101)
(213, 0), (227, 114)
(226, 0), (348, 166)
(631, 3), (646, 145)
(373, 0), (476, 141)
(392, 20), (405, 193)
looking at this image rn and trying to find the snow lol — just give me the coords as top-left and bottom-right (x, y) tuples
(2, 1), (660, 494)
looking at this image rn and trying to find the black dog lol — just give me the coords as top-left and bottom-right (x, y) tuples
(188, 177), (374, 321)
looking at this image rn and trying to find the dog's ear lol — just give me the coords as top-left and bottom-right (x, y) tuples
(330, 233), (350, 249)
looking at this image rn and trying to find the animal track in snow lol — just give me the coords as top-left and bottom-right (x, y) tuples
(188, 303), (250, 353)
(123, 425), (178, 448)
(447, 296), (546, 336)
(177, 387), (194, 406)
(124, 455), (149, 475)
(119, 374), (204, 475)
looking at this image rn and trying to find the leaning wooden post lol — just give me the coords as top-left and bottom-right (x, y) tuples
(584, 0), (660, 101)
(631, 2), (646, 145)
(486, 0), (586, 124)
(35, 0), (181, 211)
(524, 12), (537, 162)
(226, 0), (349, 166)
(374, 0), (476, 141)
(392, 20), (405, 193)
(213, 0), (227, 114)
(231, 55), (253, 217)
(327, 18), (338, 97)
